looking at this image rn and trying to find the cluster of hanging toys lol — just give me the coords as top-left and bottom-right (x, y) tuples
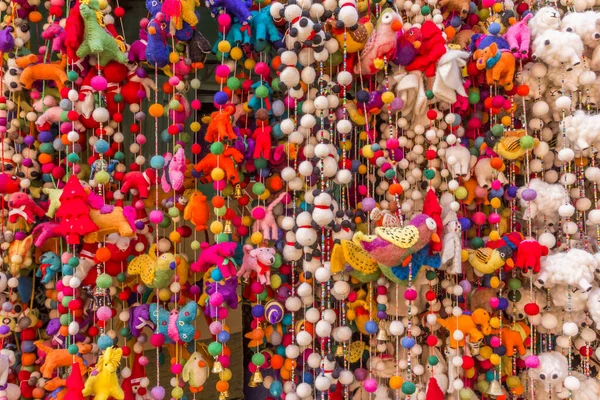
(2, 0), (600, 399)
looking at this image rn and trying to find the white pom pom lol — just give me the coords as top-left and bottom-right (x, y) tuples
(564, 376), (580, 391)
(532, 101), (549, 116)
(296, 330), (313, 346)
(389, 320), (405, 336)
(558, 148), (575, 162)
(315, 376), (331, 392)
(453, 330), (464, 341)
(558, 204), (575, 217)
(538, 232), (556, 248)
(562, 321), (579, 337)
(555, 96), (572, 110)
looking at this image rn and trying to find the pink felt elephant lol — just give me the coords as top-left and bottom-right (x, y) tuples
(504, 13), (533, 59)
(252, 192), (287, 241)
(237, 245), (276, 285)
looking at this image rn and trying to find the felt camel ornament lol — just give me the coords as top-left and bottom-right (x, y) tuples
(15, 54), (68, 90)
(82, 347), (125, 400)
(85, 205), (137, 243)
(205, 105), (237, 142)
(77, 0), (127, 66)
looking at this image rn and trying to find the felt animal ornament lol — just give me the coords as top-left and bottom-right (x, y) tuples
(518, 178), (571, 231)
(127, 250), (176, 289)
(473, 158), (508, 189)
(206, 0), (252, 25)
(469, 32), (510, 51)
(252, 109), (272, 160)
(182, 352), (209, 393)
(512, 238), (548, 273)
(432, 49), (470, 104)
(250, 5), (282, 50)
(77, 0), (127, 66)
(394, 27), (422, 66)
(5, 235), (34, 276)
(85, 206), (136, 243)
(161, 0), (199, 31)
(121, 353), (150, 400)
(473, 43), (516, 90)
(437, 314), (484, 348)
(561, 11), (600, 48)
(3, 56), (23, 94)
(7, 192), (45, 230)
(187, 30), (211, 67)
(38, 251), (61, 284)
(149, 301), (197, 344)
(36, 341), (92, 395)
(202, 275), (238, 318)
(119, 169), (157, 199)
(528, 352), (569, 392)
(497, 324), (530, 357)
(54, 175), (99, 245)
(329, 15), (373, 55)
(444, 145), (477, 180)
(504, 13), (533, 58)
(238, 245), (276, 285)
(194, 147), (244, 184)
(563, 110), (600, 151)
(353, 214), (439, 267)
(0, 26), (15, 52)
(532, 30), (583, 70)
(467, 245), (514, 275)
(311, 190), (335, 228)
(82, 347), (124, 400)
(354, 8), (402, 75)
(183, 191), (209, 231)
(536, 248), (598, 292)
(129, 25), (148, 63)
(161, 147), (186, 192)
(205, 105), (237, 142)
(128, 304), (155, 338)
(439, 0), (470, 18)
(406, 20), (447, 77)
(191, 241), (238, 278)
(253, 192), (287, 241)
(15, 54), (68, 91)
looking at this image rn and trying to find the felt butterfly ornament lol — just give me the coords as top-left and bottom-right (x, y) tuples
(150, 301), (197, 343)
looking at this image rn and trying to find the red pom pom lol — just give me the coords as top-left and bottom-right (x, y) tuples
(130, 124), (140, 134)
(425, 149), (437, 161)
(462, 356), (475, 370)
(49, 5), (63, 17)
(426, 335), (438, 347)
(114, 6), (125, 17)
(88, 326), (99, 336)
(426, 109), (437, 120)
(192, 143), (201, 154)
(580, 346), (593, 357)
(524, 303), (540, 316)
(113, 113), (123, 123)
(67, 110), (79, 121)
(122, 346), (131, 357)
(118, 291), (129, 301)
(60, 87), (70, 99)
(425, 290), (436, 302)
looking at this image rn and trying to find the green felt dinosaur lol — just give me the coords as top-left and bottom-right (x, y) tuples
(76, 0), (127, 66)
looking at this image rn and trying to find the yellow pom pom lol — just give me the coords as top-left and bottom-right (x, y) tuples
(230, 47), (243, 61)
(506, 376), (521, 389)
(381, 91), (395, 104)
(479, 346), (492, 360)
(169, 231), (181, 243)
(346, 309), (356, 321)
(270, 275), (282, 289)
(218, 40), (232, 53)
(210, 221), (224, 235)
(190, 121), (201, 132)
(149, 103), (164, 118)
(490, 354), (501, 365)
(98, 0), (108, 9)
(362, 145), (374, 159)
(343, 141), (352, 151)
(358, 165), (367, 174)
(258, 189), (271, 200)
(251, 232), (264, 244)
(373, 58), (385, 70)
(244, 59), (256, 70)
(490, 317), (501, 329)
(359, 131), (368, 141)
(455, 186), (467, 200)
(243, 102), (252, 113)
(389, 376), (403, 390)
(242, 216), (253, 227)
(501, 115), (512, 127)
(490, 198), (501, 209)
(158, 288), (171, 301)
(169, 52), (180, 64)
(465, 368), (476, 379)
(492, 3), (503, 13)
(220, 369), (233, 382)
(490, 276), (500, 288)
(211, 168), (225, 181)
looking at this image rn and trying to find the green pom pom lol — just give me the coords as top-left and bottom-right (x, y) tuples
(113, 93), (123, 103)
(470, 237), (484, 249)
(191, 240), (201, 251)
(171, 387), (184, 399)
(508, 278), (521, 290)
(68, 344), (79, 355)
(114, 151), (125, 161)
(180, 132), (191, 143)
(254, 157), (268, 170)
(119, 327), (130, 337)
(492, 124), (504, 137)
(424, 169), (435, 180)
(67, 152), (80, 163)
(426, 271), (437, 281)
(117, 273), (127, 283)
(227, 77), (241, 91)
(271, 78), (281, 92)
(95, 171), (110, 185)
(169, 99), (180, 110)
(469, 147), (480, 157)
(402, 382), (416, 395)
(252, 352), (266, 366)
(257, 289), (268, 301)
(67, 70), (79, 82)
(428, 355), (439, 365)
(96, 273), (112, 288)
(255, 85), (269, 99)
(384, 169), (396, 180)
(425, 90), (434, 100)
(60, 110), (69, 122)
(168, 207), (180, 217)
(520, 135), (535, 149)
(215, 233), (229, 243)
(39, 143), (55, 154)
(252, 182), (266, 195)
(59, 314), (71, 326)
(208, 341), (223, 356)
(159, 216), (171, 229)
(62, 296), (73, 307)
(211, 142), (225, 155)
(272, 253), (282, 269)
(214, 206), (227, 217)
(508, 289), (522, 302)
(468, 91), (480, 105)
(68, 257), (79, 267)
(459, 388), (474, 400)
(421, 5), (431, 14)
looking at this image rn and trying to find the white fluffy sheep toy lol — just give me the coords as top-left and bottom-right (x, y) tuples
(528, 352), (569, 393)
(529, 7), (562, 38)
(473, 158), (508, 189)
(518, 178), (571, 231)
(532, 29), (584, 69)
(536, 248), (599, 292)
(443, 145), (476, 180)
(586, 287), (600, 329)
(563, 110), (600, 151)
(561, 11), (600, 48)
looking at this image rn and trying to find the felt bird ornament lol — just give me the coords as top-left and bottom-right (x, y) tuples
(354, 8), (402, 75)
(467, 245), (514, 275)
(353, 214), (439, 268)
(127, 249), (176, 289)
(182, 352), (209, 393)
(150, 301), (197, 344)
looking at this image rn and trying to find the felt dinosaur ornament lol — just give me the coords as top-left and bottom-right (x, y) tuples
(77, 0), (127, 66)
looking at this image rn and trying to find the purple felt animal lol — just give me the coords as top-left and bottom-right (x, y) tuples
(41, 22), (65, 53)
(129, 304), (155, 337)
(129, 28), (148, 63)
(0, 27), (14, 52)
(204, 277), (238, 318)
(504, 13), (533, 59)
(394, 27), (422, 66)
(205, 0), (252, 24)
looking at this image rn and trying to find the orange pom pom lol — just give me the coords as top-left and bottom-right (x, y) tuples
(95, 247), (111, 262)
(212, 196), (225, 208)
(271, 354), (284, 369)
(490, 157), (504, 170)
(389, 183), (403, 196)
(216, 380), (229, 393)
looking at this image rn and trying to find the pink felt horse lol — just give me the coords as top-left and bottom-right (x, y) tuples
(252, 192), (287, 241)
(504, 13), (533, 59)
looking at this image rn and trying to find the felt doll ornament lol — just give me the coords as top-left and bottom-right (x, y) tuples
(355, 9), (402, 75)
(405, 20), (447, 77)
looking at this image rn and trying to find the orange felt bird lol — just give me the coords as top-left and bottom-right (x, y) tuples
(183, 191), (209, 231)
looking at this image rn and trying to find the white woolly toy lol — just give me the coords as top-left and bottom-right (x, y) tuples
(563, 110), (600, 151)
(443, 145), (476, 180)
(561, 11), (600, 48)
(528, 352), (569, 391)
(536, 248), (599, 292)
(518, 178), (571, 231)
(532, 30), (583, 69)
(528, 7), (562, 39)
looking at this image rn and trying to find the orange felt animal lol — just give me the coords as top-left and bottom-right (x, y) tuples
(473, 43), (516, 90)
(16, 54), (68, 91)
(437, 314), (484, 348)
(195, 147), (244, 184)
(35, 340), (92, 398)
(439, 0), (470, 18)
(183, 191), (209, 231)
(495, 322), (531, 357)
(205, 105), (237, 142)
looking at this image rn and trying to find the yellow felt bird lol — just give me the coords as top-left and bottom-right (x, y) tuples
(467, 245), (514, 274)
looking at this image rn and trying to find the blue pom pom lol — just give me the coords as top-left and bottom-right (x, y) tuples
(282, 314), (292, 326)
(150, 155), (165, 169)
(469, 2), (477, 12)
(451, 15), (462, 28)
(38, 131), (54, 143)
(97, 334), (114, 350)
(364, 320), (378, 334)
(506, 185), (518, 198)
(214, 91), (229, 105)
(486, 370), (495, 382)
(459, 217), (471, 231)
(401, 336), (416, 349)
(217, 331), (230, 343)
(371, 143), (381, 151)
(474, 137), (485, 148)
(497, 297), (509, 310)
(94, 139), (109, 154)
(488, 22), (501, 35)
(211, 268), (223, 281)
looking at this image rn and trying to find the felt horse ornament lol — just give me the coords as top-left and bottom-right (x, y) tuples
(82, 347), (125, 400)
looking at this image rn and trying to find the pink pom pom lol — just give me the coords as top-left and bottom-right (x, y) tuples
(171, 363), (183, 374)
(404, 289), (418, 301)
(150, 333), (165, 347)
(254, 62), (270, 78)
(136, 134), (147, 145)
(169, 76), (180, 86)
(525, 355), (539, 368)
(491, 180), (502, 191)
(217, 307), (229, 320)
(149, 210), (164, 224)
(209, 292), (224, 307)
(91, 76), (108, 91)
(215, 65), (230, 78)
(139, 356), (149, 366)
(191, 99), (201, 110)
(213, 180), (226, 191)
(472, 212), (486, 225)
(475, 186), (488, 198)
(363, 378), (378, 393)
(386, 138), (399, 150)
(209, 321), (223, 335)
(252, 206), (266, 220)
(489, 297), (500, 308)
(482, 0), (495, 8)
(217, 14), (231, 29)
(61, 252), (72, 263)
(96, 306), (112, 321)
(135, 200), (145, 210)
(358, 185), (368, 196)
(218, 355), (230, 368)
(488, 213), (501, 224)
(489, 336), (501, 348)
(491, 95), (504, 108)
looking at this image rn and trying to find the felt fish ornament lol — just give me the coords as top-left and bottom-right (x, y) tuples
(150, 301), (197, 344)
